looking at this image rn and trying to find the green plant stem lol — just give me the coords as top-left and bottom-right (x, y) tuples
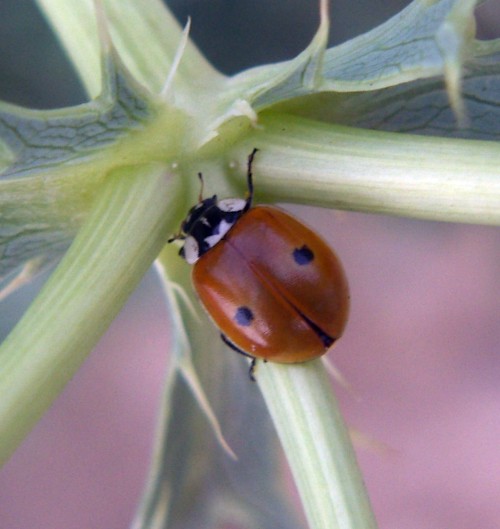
(236, 113), (500, 225)
(258, 360), (378, 529)
(0, 163), (181, 465)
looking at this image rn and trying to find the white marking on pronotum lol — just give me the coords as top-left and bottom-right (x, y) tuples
(204, 219), (234, 248)
(218, 198), (246, 212)
(183, 236), (199, 264)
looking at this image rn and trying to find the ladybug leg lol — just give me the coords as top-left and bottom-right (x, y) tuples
(167, 232), (185, 243)
(220, 333), (253, 359)
(243, 148), (258, 212)
(249, 358), (257, 381)
(220, 333), (257, 381)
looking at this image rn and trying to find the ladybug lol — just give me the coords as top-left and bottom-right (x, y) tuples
(169, 149), (349, 378)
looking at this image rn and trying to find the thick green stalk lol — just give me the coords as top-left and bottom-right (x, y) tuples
(258, 361), (377, 529)
(241, 114), (500, 225)
(0, 163), (181, 465)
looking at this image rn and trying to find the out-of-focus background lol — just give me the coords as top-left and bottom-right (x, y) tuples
(0, 1), (499, 528)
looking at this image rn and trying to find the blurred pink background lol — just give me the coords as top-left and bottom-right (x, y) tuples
(0, 207), (498, 529)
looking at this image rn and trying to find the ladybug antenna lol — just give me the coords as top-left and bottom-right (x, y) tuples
(245, 148), (258, 211)
(197, 172), (205, 202)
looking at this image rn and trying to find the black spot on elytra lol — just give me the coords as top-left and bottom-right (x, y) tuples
(234, 306), (254, 326)
(293, 244), (314, 265)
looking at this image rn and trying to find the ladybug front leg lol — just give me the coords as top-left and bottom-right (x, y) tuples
(220, 333), (257, 381)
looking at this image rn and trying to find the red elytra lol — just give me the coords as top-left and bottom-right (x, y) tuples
(169, 149), (349, 373)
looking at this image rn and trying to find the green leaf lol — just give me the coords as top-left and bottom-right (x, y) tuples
(321, 0), (476, 90)
(261, 0), (500, 140)
(230, 0), (477, 117)
(224, 0), (330, 110)
(0, 59), (153, 179)
(318, 61), (500, 140)
(0, 51), (186, 282)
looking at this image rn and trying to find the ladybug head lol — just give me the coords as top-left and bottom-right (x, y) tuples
(181, 195), (218, 235)
(168, 148), (258, 264)
(171, 196), (248, 264)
